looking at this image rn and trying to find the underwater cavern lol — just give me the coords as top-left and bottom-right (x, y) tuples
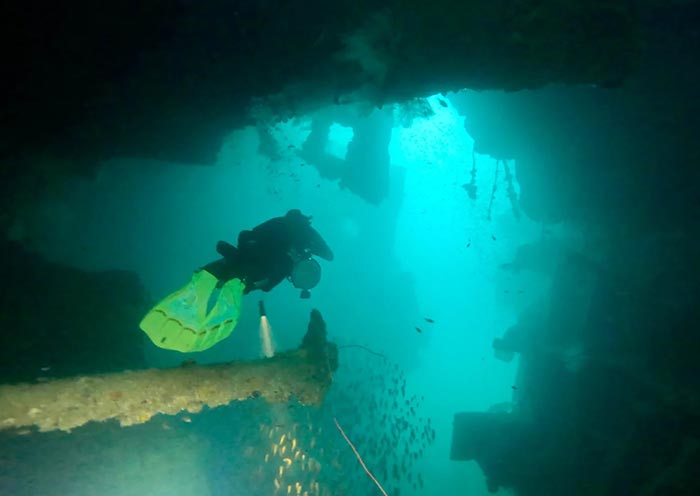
(1, 1), (699, 495)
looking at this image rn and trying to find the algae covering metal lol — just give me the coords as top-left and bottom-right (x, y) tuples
(0, 309), (338, 433)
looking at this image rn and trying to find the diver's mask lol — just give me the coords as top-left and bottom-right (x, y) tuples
(288, 249), (321, 299)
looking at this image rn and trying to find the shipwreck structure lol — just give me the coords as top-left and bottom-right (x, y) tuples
(0, 310), (338, 433)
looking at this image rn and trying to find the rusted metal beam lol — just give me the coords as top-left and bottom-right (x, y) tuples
(0, 310), (337, 433)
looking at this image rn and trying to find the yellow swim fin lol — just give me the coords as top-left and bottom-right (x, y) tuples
(140, 271), (245, 352)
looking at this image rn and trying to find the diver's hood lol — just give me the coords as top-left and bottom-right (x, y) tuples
(290, 257), (321, 291)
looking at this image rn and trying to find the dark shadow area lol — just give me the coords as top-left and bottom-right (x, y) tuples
(0, 241), (149, 383)
(452, 230), (700, 494)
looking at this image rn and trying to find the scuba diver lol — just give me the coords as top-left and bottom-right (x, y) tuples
(204, 209), (333, 296)
(139, 210), (333, 353)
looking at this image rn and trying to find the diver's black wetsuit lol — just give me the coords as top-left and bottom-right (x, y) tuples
(202, 210), (333, 294)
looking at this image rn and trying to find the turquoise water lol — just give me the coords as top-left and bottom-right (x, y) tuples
(2, 96), (538, 495)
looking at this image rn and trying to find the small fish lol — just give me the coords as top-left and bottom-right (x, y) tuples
(40, 366), (51, 372)
(415, 327), (422, 333)
(181, 416), (192, 423)
(466, 241), (471, 248)
(491, 234), (497, 241)
(424, 317), (434, 323)
(438, 98), (448, 107)
(180, 359), (196, 367)
(512, 385), (518, 390)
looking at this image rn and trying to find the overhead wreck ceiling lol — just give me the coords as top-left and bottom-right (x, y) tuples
(1, 1), (639, 200)
(1, 0), (697, 228)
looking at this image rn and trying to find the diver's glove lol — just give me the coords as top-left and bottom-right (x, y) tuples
(305, 227), (334, 261)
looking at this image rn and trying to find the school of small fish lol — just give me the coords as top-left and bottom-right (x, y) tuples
(232, 355), (435, 496)
(328, 358), (436, 494)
